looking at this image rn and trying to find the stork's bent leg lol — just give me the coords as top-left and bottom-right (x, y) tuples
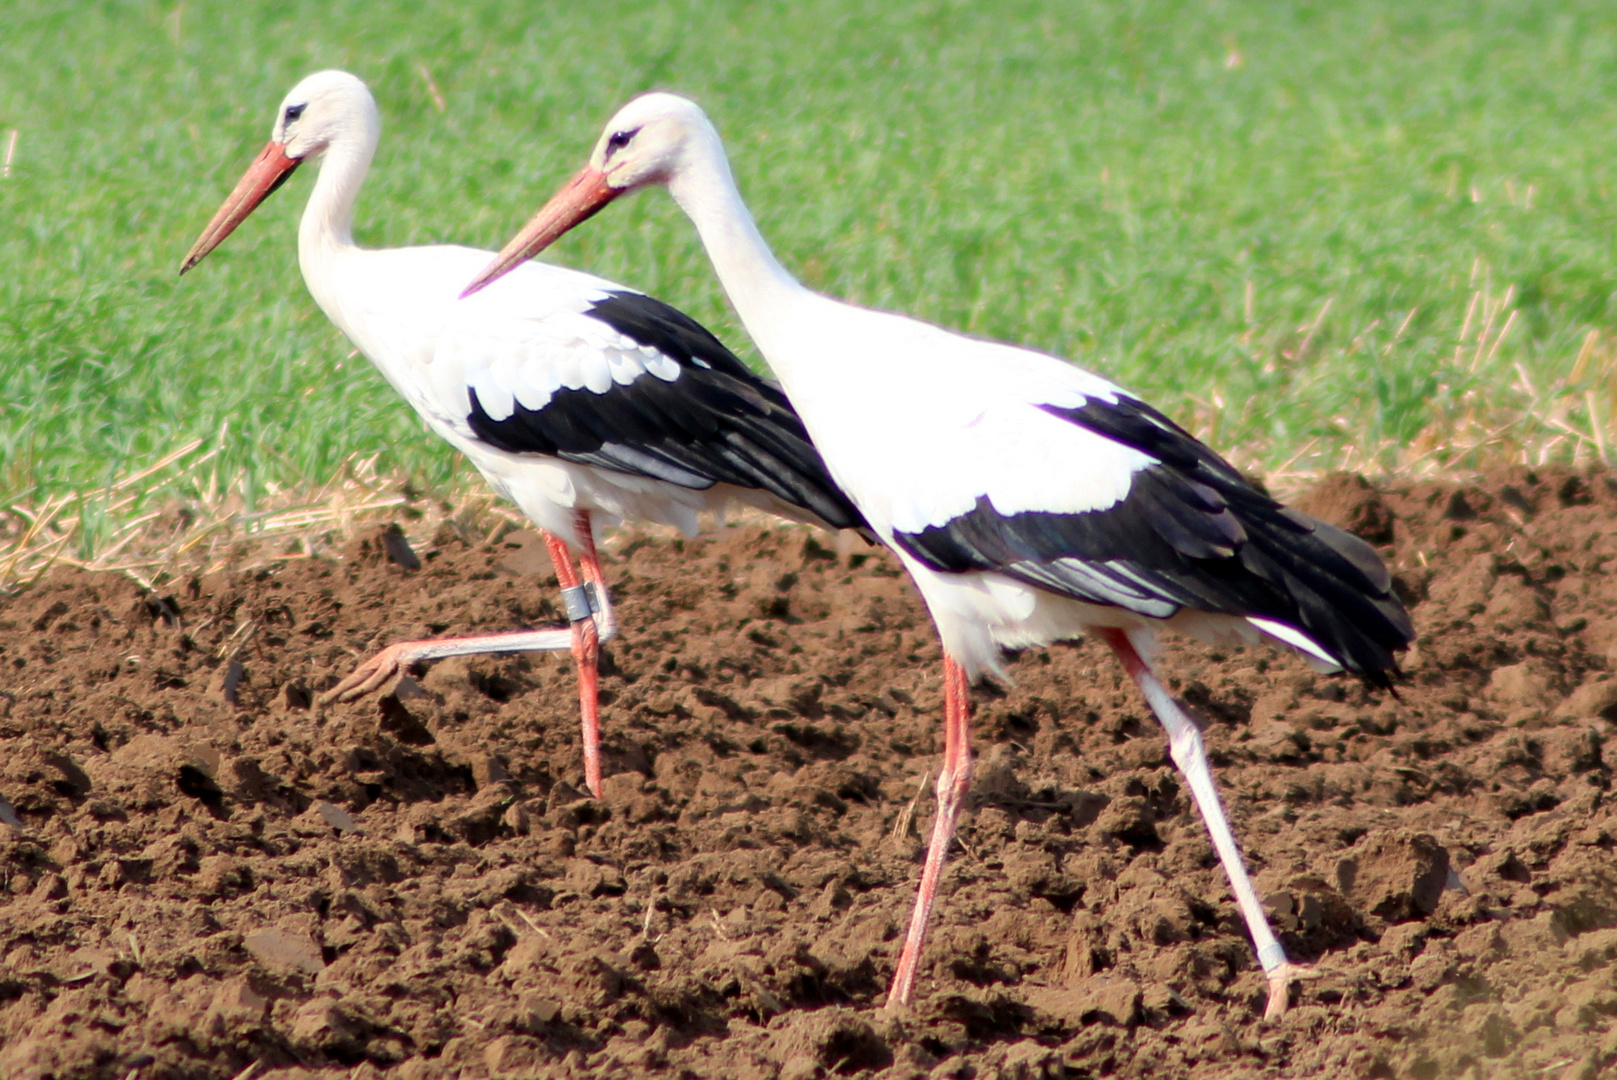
(320, 630), (575, 704)
(546, 528), (603, 799)
(1099, 627), (1307, 1021)
(572, 510), (618, 644)
(886, 654), (973, 1010)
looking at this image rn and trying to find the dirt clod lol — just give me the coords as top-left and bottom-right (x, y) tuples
(1335, 831), (1451, 923)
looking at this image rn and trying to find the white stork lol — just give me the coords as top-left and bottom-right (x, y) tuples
(179, 72), (865, 798)
(464, 92), (1415, 1017)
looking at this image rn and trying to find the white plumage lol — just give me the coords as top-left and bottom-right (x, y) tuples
(468, 90), (1413, 1017)
(180, 73), (863, 799)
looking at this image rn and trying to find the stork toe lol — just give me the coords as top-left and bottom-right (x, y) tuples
(1262, 960), (1320, 1021)
(319, 643), (414, 704)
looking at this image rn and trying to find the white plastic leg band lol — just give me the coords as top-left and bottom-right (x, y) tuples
(1258, 941), (1287, 973)
(560, 584), (593, 622)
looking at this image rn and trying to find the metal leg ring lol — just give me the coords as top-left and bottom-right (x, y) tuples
(560, 584), (593, 623)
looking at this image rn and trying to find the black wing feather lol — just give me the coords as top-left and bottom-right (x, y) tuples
(465, 290), (865, 532)
(893, 394), (1413, 686)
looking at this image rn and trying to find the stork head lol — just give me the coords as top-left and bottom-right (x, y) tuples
(270, 69), (380, 163)
(180, 70), (379, 274)
(585, 91), (714, 193)
(463, 92), (719, 296)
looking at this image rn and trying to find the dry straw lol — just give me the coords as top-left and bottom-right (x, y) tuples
(0, 447), (526, 594)
(1217, 268), (1616, 496)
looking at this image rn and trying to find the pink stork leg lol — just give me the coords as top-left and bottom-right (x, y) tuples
(545, 523), (604, 798)
(1098, 626), (1310, 1020)
(571, 511), (618, 644)
(321, 515), (610, 801)
(319, 529), (578, 705)
(319, 624), (577, 704)
(886, 653), (973, 1009)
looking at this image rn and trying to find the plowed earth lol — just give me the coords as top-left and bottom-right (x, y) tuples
(4, 468), (1617, 1080)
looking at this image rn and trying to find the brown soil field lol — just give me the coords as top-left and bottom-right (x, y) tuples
(3, 468), (1617, 1080)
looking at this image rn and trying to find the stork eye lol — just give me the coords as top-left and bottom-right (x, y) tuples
(605, 127), (641, 155)
(283, 104), (306, 123)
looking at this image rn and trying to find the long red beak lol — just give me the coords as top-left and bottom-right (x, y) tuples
(179, 141), (301, 275)
(462, 166), (622, 298)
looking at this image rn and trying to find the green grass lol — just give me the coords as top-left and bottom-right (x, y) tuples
(5, 0), (1617, 521)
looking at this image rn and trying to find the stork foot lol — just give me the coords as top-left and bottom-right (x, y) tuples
(318, 628), (578, 706)
(319, 642), (418, 704)
(1263, 961), (1319, 1021)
